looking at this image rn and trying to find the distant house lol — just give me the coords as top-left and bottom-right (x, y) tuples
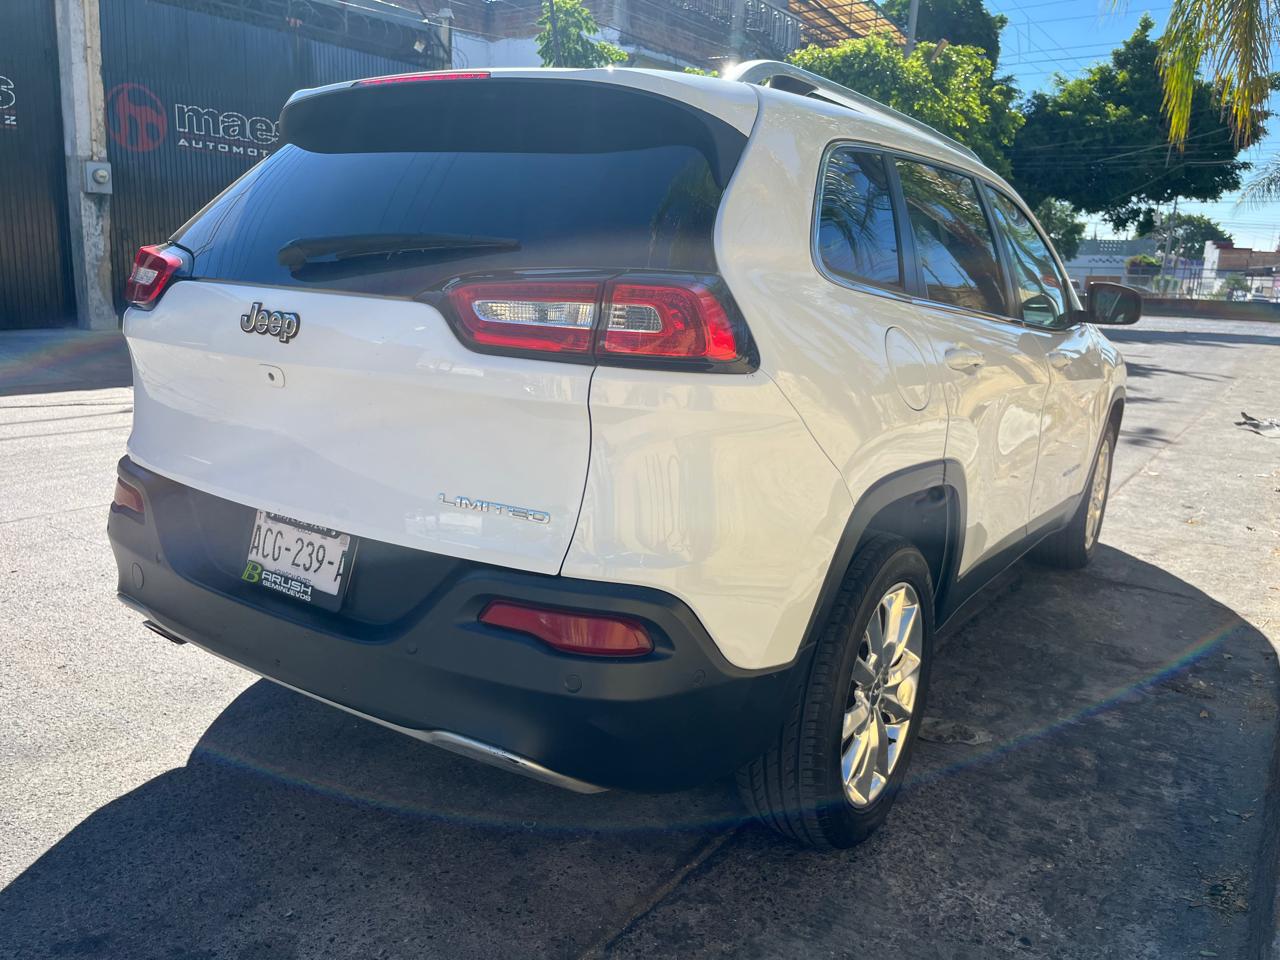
(1202, 240), (1280, 299)
(1062, 238), (1159, 289)
(1061, 238), (1204, 295)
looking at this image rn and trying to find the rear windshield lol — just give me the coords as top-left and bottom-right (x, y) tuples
(173, 79), (747, 296)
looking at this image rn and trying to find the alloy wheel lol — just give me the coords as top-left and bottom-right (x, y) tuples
(841, 582), (923, 808)
(1084, 436), (1113, 549)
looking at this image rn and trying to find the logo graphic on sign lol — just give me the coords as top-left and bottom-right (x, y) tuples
(0, 75), (16, 130)
(107, 83), (167, 152)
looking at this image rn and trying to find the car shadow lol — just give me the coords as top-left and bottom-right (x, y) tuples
(1105, 326), (1280, 349)
(1, 547), (1276, 960)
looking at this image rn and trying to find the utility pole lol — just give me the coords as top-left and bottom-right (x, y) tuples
(1158, 196), (1178, 294)
(904, 0), (920, 55)
(546, 0), (562, 67)
(54, 0), (116, 330)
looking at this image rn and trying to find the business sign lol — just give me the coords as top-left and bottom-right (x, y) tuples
(106, 81), (279, 158)
(0, 73), (17, 130)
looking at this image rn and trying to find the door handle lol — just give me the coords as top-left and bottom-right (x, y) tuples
(945, 346), (985, 372)
(1047, 350), (1073, 370)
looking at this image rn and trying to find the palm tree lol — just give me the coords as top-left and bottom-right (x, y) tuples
(1156, 0), (1278, 200)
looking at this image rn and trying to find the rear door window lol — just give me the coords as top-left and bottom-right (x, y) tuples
(816, 148), (902, 290)
(173, 80), (746, 297)
(987, 190), (1072, 328)
(895, 160), (1007, 316)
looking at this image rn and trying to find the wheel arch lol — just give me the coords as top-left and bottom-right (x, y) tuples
(800, 461), (966, 654)
(1106, 388), (1126, 434)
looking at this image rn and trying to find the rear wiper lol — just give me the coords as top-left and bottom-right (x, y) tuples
(278, 233), (520, 268)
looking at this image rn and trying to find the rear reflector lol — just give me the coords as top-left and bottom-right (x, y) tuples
(447, 280), (599, 354)
(356, 71), (491, 86)
(600, 281), (740, 362)
(479, 601), (654, 657)
(113, 478), (144, 516)
(125, 244), (185, 308)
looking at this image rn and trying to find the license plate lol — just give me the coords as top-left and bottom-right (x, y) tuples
(243, 511), (355, 609)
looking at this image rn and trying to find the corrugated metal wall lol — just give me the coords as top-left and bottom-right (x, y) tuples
(0, 0), (77, 329)
(99, 0), (440, 311)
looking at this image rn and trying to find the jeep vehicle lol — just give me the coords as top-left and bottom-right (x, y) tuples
(109, 62), (1138, 849)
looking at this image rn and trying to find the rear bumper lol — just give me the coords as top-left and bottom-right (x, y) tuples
(109, 456), (809, 791)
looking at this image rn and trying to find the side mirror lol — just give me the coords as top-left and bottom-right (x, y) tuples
(1085, 282), (1142, 325)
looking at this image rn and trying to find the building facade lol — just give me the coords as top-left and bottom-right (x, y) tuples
(1203, 240), (1280, 300)
(442, 0), (900, 72)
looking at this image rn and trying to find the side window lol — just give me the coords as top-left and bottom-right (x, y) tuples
(816, 148), (902, 290)
(895, 159), (1007, 316)
(987, 190), (1071, 328)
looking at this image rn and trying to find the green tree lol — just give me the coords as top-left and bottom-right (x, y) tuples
(1148, 0), (1279, 201)
(880, 0), (1007, 60)
(1126, 253), (1162, 276)
(789, 33), (1022, 177)
(536, 0), (626, 68)
(1137, 212), (1232, 260)
(1220, 274), (1251, 298)
(1010, 17), (1253, 229)
(1033, 199), (1086, 260)
(1154, 0), (1275, 147)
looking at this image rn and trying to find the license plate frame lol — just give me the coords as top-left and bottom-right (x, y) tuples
(243, 510), (357, 612)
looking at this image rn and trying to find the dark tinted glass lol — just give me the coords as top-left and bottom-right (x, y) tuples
(895, 160), (1006, 315)
(817, 149), (901, 289)
(174, 83), (742, 296)
(988, 190), (1071, 327)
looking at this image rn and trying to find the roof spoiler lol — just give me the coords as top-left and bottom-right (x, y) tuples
(724, 60), (981, 164)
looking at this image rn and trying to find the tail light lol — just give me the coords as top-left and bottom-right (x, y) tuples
(444, 274), (753, 371)
(600, 280), (739, 362)
(447, 280), (599, 354)
(112, 478), (144, 516)
(480, 601), (654, 657)
(125, 244), (186, 309)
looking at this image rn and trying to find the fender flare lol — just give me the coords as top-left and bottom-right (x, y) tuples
(797, 460), (967, 655)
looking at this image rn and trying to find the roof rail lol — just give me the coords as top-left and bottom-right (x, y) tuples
(724, 60), (981, 164)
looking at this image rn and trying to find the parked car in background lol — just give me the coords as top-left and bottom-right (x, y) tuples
(109, 62), (1139, 849)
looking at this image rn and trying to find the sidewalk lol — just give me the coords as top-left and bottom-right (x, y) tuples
(0, 328), (130, 398)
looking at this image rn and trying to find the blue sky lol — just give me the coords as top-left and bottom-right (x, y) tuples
(986, 0), (1280, 251)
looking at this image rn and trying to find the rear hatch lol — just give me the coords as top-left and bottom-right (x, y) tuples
(124, 73), (750, 575)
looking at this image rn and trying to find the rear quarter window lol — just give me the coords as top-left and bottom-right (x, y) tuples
(815, 148), (902, 290)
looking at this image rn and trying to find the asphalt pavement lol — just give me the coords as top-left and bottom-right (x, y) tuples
(0, 317), (1278, 959)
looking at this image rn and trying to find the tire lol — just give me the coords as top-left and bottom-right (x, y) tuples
(1032, 424), (1117, 570)
(736, 534), (934, 849)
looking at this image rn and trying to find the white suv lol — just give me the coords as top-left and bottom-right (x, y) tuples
(109, 62), (1138, 849)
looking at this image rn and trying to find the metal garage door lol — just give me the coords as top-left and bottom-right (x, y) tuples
(99, 0), (448, 311)
(0, 0), (77, 329)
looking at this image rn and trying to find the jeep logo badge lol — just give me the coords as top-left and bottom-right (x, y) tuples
(240, 302), (300, 343)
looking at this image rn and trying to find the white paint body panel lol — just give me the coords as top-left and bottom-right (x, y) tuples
(126, 281), (590, 575)
(913, 306), (1051, 574)
(563, 370), (852, 670)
